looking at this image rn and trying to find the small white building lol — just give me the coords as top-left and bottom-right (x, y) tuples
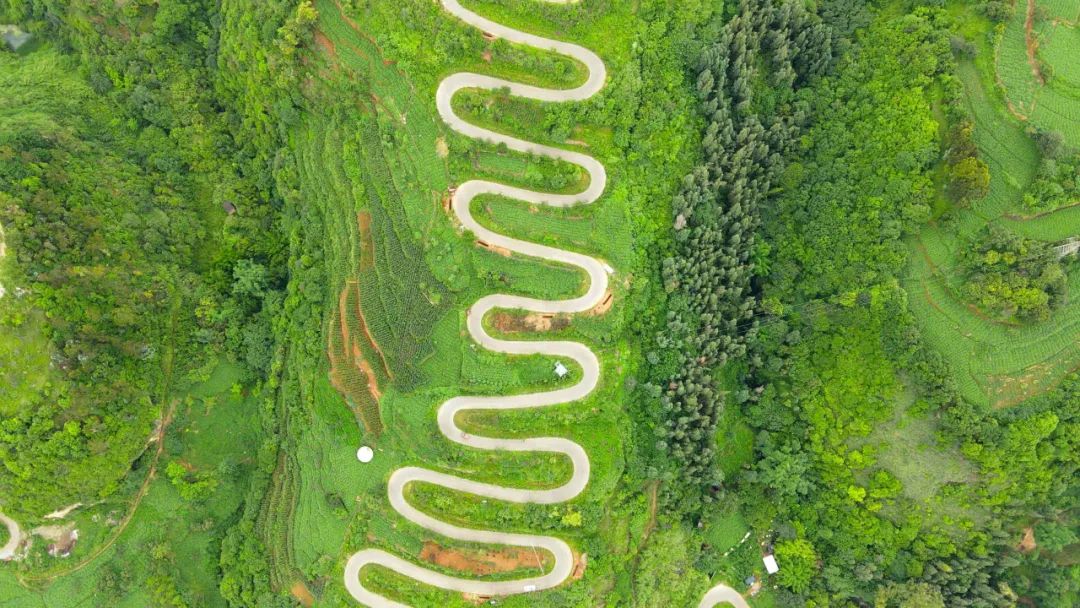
(763, 554), (779, 574)
(554, 361), (569, 378)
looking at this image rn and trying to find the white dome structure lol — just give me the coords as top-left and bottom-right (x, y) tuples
(356, 446), (374, 463)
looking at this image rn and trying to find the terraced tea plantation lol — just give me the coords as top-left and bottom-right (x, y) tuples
(906, 54), (1080, 408)
(996, 0), (1080, 145)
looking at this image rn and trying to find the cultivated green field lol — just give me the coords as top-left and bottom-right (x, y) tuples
(905, 7), (1080, 408)
(995, 0), (1080, 145)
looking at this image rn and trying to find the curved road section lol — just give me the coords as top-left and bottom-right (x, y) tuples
(699, 583), (751, 608)
(343, 1), (609, 605)
(0, 513), (23, 561)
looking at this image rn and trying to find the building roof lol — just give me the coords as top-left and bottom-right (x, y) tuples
(554, 361), (569, 377)
(763, 554), (779, 574)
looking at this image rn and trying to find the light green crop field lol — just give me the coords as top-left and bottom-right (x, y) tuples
(905, 31), (1080, 410)
(1038, 0), (1080, 21)
(995, 0), (1080, 146)
(283, 0), (703, 605)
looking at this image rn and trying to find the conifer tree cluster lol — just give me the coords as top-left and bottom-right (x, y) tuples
(647, 0), (832, 490)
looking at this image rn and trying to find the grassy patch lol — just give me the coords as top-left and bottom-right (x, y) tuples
(863, 384), (979, 505)
(704, 511), (750, 552)
(0, 309), (54, 418)
(715, 405), (755, 481)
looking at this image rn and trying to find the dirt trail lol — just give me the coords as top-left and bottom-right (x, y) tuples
(19, 401), (177, 584)
(1025, 0), (1046, 85)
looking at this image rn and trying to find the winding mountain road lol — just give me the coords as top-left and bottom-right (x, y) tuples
(0, 512), (23, 561)
(341, 2), (753, 606)
(699, 583), (752, 608)
(343, 1), (610, 605)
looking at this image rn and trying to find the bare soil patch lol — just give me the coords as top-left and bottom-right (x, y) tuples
(988, 349), (1080, 409)
(32, 523), (78, 558)
(43, 503), (81, 520)
(290, 581), (316, 607)
(571, 552), (587, 580)
(476, 239), (512, 257)
(352, 343), (382, 400)
(1018, 526), (1037, 553)
(314, 30), (338, 61)
(1025, 0), (1047, 85)
(989, 360), (1056, 409)
(492, 311), (570, 333)
(419, 541), (548, 576)
(591, 291), (614, 315)
(328, 282), (386, 434)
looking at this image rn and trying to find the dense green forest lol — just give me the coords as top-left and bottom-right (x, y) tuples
(0, 0), (1076, 606)
(0, 3), (281, 517)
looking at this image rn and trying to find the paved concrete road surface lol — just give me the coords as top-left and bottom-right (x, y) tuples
(699, 584), (752, 608)
(0, 513), (23, 560)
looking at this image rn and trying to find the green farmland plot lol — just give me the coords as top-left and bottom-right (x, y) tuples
(906, 56), (1080, 408)
(1040, 26), (1080, 90)
(1037, 0), (1080, 22)
(995, 0), (1080, 146)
